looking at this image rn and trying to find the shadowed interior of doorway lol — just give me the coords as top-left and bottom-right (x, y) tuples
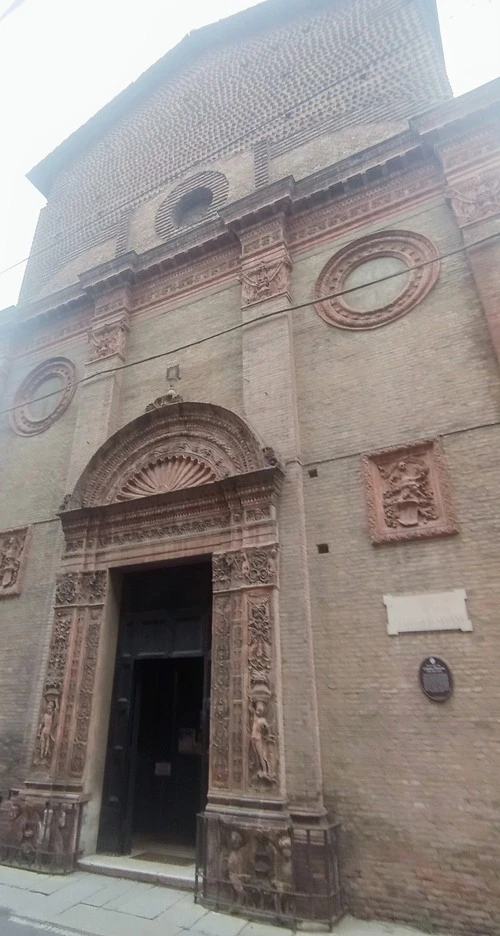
(97, 561), (212, 861)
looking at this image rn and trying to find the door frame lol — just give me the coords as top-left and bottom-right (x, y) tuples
(100, 596), (212, 854)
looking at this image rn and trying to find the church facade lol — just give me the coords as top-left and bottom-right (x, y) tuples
(0, 0), (499, 932)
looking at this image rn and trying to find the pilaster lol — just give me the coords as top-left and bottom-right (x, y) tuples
(65, 273), (132, 491)
(0, 306), (16, 403)
(435, 117), (500, 366)
(233, 212), (325, 822)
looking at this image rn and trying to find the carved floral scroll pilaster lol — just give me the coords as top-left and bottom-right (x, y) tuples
(210, 545), (280, 798)
(33, 571), (107, 777)
(211, 594), (232, 789)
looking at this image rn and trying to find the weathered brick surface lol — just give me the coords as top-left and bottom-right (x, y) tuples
(1, 1), (499, 933)
(21, 0), (449, 303)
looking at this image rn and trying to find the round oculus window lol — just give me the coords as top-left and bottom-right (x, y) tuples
(10, 357), (77, 436)
(314, 230), (440, 330)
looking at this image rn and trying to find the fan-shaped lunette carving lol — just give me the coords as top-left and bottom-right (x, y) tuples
(68, 402), (278, 509)
(116, 456), (217, 500)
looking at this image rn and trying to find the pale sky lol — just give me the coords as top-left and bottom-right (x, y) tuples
(0, 0), (499, 311)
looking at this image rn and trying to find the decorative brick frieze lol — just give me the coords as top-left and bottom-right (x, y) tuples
(0, 526), (30, 598)
(362, 439), (458, 545)
(315, 230), (440, 330)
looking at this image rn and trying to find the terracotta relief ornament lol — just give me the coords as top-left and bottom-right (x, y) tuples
(10, 358), (76, 436)
(0, 526), (30, 597)
(314, 230), (440, 330)
(88, 318), (128, 361)
(447, 173), (500, 226)
(362, 439), (458, 544)
(239, 256), (291, 306)
(221, 823), (294, 914)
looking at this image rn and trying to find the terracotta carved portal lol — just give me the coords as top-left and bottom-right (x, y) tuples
(3, 400), (340, 923)
(6, 403), (291, 877)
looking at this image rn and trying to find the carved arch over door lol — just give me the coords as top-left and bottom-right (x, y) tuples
(21, 396), (285, 874)
(68, 401), (277, 509)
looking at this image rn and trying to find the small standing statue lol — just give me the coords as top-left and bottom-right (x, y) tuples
(0, 536), (21, 590)
(227, 829), (248, 904)
(272, 833), (294, 916)
(36, 698), (58, 765)
(251, 698), (276, 782)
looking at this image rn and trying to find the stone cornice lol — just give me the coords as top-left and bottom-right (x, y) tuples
(410, 77), (500, 139)
(60, 466), (284, 532)
(13, 85), (499, 343)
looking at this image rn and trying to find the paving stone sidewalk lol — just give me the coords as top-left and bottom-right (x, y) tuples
(0, 865), (448, 936)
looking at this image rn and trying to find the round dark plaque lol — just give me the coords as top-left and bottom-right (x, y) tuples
(419, 657), (453, 702)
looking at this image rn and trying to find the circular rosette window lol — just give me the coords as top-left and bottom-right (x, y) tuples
(314, 230), (440, 330)
(11, 357), (77, 436)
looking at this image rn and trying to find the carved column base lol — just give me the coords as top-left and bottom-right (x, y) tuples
(0, 791), (86, 874)
(195, 807), (343, 927)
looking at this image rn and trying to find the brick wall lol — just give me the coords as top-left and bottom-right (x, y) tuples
(295, 199), (500, 933)
(20, 0), (450, 304)
(3, 1), (500, 933)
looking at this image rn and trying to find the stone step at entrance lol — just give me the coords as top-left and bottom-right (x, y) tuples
(78, 848), (196, 892)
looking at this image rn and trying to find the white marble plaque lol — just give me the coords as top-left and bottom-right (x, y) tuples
(383, 589), (472, 636)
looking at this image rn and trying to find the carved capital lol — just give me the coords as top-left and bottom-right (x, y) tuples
(239, 248), (292, 307)
(447, 172), (500, 226)
(55, 571), (107, 606)
(88, 316), (129, 362)
(213, 545), (279, 593)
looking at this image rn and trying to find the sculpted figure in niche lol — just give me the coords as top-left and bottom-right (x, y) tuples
(5, 799), (43, 859)
(227, 829), (249, 903)
(251, 698), (276, 783)
(272, 833), (294, 916)
(36, 697), (58, 765)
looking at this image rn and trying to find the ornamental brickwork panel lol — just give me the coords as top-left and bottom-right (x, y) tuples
(362, 439), (458, 545)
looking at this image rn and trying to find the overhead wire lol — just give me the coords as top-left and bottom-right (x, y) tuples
(1, 228), (499, 419)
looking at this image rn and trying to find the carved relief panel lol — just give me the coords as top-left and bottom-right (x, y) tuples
(0, 526), (30, 597)
(211, 545), (281, 798)
(362, 439), (458, 544)
(88, 317), (129, 361)
(239, 253), (292, 307)
(33, 571), (107, 778)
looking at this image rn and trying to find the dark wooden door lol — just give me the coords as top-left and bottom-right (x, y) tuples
(97, 609), (210, 854)
(96, 643), (137, 854)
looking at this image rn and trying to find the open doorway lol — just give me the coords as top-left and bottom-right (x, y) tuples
(97, 560), (211, 858)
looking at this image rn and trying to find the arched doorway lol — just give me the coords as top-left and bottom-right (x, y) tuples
(1, 399), (341, 925)
(12, 402), (285, 856)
